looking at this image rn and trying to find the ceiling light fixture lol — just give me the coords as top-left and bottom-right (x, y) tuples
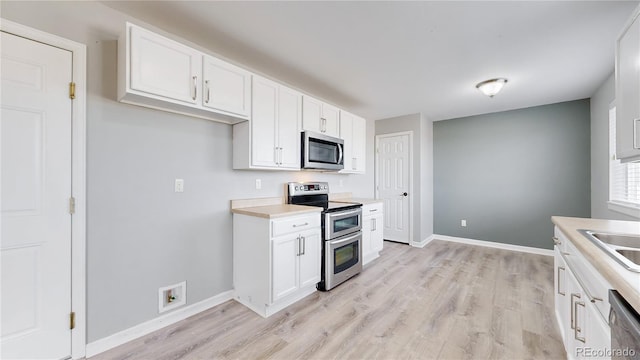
(475, 78), (508, 98)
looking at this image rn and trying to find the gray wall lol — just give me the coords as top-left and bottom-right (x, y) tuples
(433, 100), (591, 249)
(375, 113), (434, 244)
(1, 1), (375, 342)
(590, 73), (638, 221)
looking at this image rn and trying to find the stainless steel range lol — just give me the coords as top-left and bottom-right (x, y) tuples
(287, 182), (362, 291)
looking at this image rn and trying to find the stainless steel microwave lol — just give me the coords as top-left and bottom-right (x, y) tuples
(301, 131), (344, 170)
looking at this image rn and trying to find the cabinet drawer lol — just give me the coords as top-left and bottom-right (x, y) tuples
(563, 232), (612, 323)
(272, 214), (320, 238)
(362, 202), (383, 215)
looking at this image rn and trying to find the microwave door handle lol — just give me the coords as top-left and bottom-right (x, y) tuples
(338, 143), (344, 165)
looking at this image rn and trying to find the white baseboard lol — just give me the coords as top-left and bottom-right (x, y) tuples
(431, 234), (554, 256)
(412, 234), (435, 248)
(85, 290), (234, 358)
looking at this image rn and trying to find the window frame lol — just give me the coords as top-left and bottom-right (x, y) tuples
(608, 105), (640, 219)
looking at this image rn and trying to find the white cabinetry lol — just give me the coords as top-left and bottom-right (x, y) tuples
(233, 212), (321, 317)
(553, 228), (612, 360)
(615, 6), (640, 162)
(340, 111), (367, 174)
(202, 55), (251, 118)
(362, 202), (384, 265)
(302, 95), (340, 137)
(233, 75), (302, 170)
(118, 22), (251, 124)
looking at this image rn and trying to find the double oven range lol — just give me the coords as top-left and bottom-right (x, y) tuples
(287, 182), (362, 291)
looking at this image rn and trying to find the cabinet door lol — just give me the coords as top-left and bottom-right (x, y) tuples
(340, 111), (354, 172)
(322, 103), (340, 137)
(554, 249), (569, 346)
(129, 25), (201, 104)
(584, 303), (611, 358)
(370, 214), (384, 252)
(251, 76), (278, 167)
(352, 115), (366, 173)
(271, 234), (299, 302)
(278, 86), (302, 169)
(361, 214), (373, 257)
(202, 55), (251, 118)
(298, 229), (321, 288)
(616, 12), (640, 160)
(302, 96), (323, 134)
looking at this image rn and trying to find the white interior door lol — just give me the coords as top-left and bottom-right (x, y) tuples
(376, 133), (411, 244)
(1, 31), (73, 359)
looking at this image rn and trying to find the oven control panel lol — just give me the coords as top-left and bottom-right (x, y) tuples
(288, 182), (329, 196)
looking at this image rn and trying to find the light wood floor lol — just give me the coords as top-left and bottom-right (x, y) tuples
(90, 240), (566, 360)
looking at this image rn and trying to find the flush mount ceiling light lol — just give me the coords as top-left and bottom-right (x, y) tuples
(475, 78), (508, 98)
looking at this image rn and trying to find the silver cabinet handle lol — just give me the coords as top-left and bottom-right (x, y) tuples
(574, 300), (586, 343)
(369, 209), (378, 212)
(557, 266), (565, 296)
(372, 218), (376, 231)
(320, 117), (326, 132)
(559, 252), (603, 303)
(352, 157), (357, 170)
(552, 236), (561, 245)
(192, 76), (197, 101)
(205, 80), (211, 103)
(296, 235), (301, 256)
(301, 236), (306, 255)
(570, 293), (580, 329)
(279, 147), (283, 165)
(293, 222), (308, 228)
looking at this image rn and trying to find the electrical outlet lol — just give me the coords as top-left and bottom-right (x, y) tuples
(255, 179), (262, 190)
(339, 179), (344, 187)
(461, 219), (467, 227)
(174, 179), (184, 193)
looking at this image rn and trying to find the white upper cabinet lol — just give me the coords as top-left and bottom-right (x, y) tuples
(118, 22), (251, 124)
(202, 55), (251, 118)
(302, 95), (340, 137)
(278, 86), (303, 169)
(233, 75), (301, 170)
(616, 6), (640, 162)
(129, 25), (201, 105)
(340, 110), (366, 174)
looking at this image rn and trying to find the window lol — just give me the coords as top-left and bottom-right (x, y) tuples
(609, 106), (640, 218)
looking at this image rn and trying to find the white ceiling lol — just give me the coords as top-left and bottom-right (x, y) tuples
(103, 1), (639, 121)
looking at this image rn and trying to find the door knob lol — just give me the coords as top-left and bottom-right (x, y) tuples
(402, 192), (408, 196)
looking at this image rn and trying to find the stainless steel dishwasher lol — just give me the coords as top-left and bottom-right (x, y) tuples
(609, 290), (640, 360)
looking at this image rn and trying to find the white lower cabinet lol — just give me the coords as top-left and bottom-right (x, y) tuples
(554, 228), (611, 360)
(233, 212), (321, 317)
(362, 202), (384, 265)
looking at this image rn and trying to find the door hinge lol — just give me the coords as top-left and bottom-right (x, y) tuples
(69, 197), (76, 214)
(70, 312), (76, 330)
(69, 82), (76, 100)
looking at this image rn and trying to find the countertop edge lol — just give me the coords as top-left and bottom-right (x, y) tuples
(231, 204), (322, 219)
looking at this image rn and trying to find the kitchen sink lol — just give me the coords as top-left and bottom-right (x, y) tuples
(579, 230), (640, 272)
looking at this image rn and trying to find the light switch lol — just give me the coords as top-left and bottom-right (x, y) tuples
(175, 179), (184, 193)
(255, 179), (262, 190)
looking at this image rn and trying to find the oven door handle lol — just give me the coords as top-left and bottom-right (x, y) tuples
(327, 208), (361, 220)
(329, 232), (361, 246)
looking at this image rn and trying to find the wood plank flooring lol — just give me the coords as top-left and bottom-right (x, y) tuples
(89, 240), (566, 360)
